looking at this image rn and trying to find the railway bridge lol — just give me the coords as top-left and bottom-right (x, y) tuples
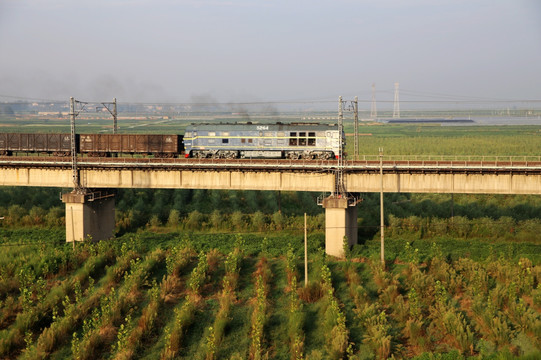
(0, 156), (540, 256)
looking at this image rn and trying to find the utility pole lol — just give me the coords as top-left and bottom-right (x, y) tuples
(102, 98), (118, 134)
(379, 147), (385, 266)
(304, 213), (308, 287)
(353, 96), (359, 160)
(113, 98), (117, 134)
(70, 97), (80, 191)
(336, 96), (345, 196)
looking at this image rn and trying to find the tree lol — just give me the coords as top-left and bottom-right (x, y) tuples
(7, 205), (26, 225)
(209, 210), (222, 230)
(186, 210), (204, 230)
(272, 211), (285, 230)
(230, 211), (245, 231)
(167, 209), (180, 228)
(251, 211), (266, 231)
(148, 215), (162, 228)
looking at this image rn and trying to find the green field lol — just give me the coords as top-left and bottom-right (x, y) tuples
(343, 124), (541, 158)
(0, 230), (540, 359)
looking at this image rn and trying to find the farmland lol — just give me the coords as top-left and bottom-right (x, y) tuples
(0, 230), (540, 359)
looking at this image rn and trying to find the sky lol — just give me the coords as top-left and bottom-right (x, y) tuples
(0, 0), (540, 105)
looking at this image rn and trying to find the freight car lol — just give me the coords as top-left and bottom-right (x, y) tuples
(184, 122), (341, 159)
(0, 133), (73, 156)
(0, 133), (183, 158)
(79, 134), (182, 158)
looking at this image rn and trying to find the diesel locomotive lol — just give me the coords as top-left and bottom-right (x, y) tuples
(0, 122), (342, 159)
(184, 122), (341, 159)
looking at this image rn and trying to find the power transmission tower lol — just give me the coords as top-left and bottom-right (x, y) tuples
(393, 82), (400, 118)
(370, 83), (377, 118)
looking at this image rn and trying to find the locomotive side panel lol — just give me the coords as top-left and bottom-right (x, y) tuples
(185, 123), (340, 159)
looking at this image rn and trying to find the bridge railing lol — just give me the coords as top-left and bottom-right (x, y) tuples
(348, 154), (541, 162)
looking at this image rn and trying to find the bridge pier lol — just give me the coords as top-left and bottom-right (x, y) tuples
(322, 196), (358, 258)
(61, 190), (116, 242)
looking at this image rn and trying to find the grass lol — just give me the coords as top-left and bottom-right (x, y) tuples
(344, 124), (541, 157)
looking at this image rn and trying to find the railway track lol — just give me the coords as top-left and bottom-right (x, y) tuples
(0, 156), (540, 174)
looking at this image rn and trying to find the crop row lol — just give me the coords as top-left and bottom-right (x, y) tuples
(1, 239), (539, 359)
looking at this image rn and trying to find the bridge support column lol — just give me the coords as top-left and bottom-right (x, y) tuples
(62, 190), (115, 242)
(322, 196), (358, 258)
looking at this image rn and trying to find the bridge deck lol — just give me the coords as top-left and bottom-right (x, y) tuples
(0, 156), (539, 194)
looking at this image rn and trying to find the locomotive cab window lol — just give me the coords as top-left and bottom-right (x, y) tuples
(308, 132), (316, 146)
(298, 132), (307, 146)
(208, 132), (216, 137)
(289, 132), (297, 146)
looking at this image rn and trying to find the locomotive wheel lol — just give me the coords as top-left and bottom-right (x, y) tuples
(286, 152), (300, 160)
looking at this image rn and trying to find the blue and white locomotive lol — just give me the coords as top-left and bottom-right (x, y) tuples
(183, 122), (342, 159)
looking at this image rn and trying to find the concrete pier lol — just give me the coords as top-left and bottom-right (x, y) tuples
(62, 190), (115, 242)
(322, 196), (358, 258)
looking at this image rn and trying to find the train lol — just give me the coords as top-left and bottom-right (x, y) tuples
(0, 122), (342, 160)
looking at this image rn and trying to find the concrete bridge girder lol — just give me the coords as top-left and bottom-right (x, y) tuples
(0, 168), (540, 194)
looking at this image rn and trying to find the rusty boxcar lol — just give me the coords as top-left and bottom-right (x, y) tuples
(0, 133), (73, 156)
(78, 134), (183, 157)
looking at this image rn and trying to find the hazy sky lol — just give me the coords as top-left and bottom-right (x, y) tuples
(1, 0), (540, 104)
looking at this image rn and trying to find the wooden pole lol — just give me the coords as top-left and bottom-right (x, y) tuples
(304, 213), (308, 287)
(379, 148), (385, 266)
